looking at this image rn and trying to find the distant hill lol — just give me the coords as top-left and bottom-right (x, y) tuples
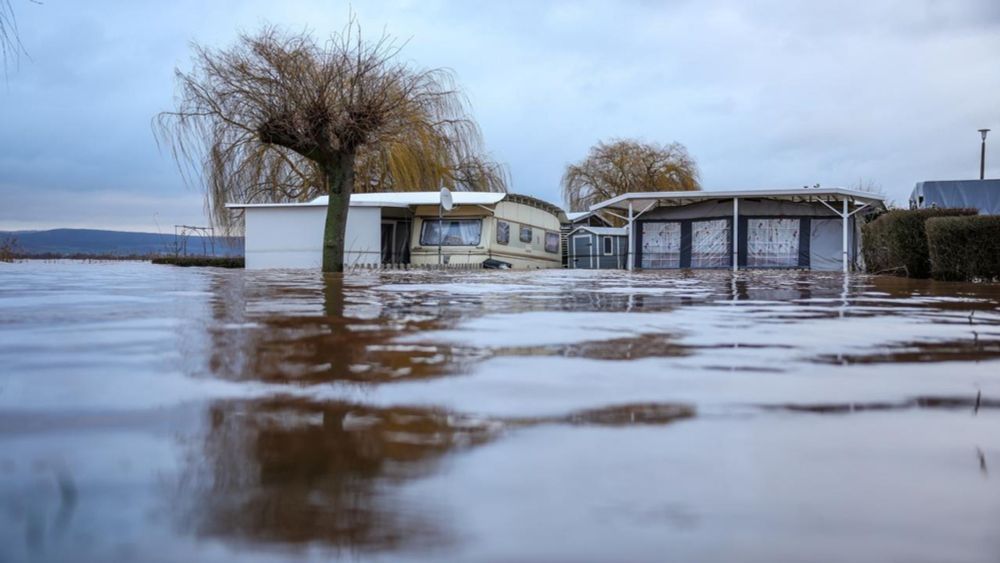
(0, 228), (244, 257)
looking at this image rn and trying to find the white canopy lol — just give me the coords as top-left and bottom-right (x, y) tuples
(226, 191), (507, 209)
(589, 187), (887, 213)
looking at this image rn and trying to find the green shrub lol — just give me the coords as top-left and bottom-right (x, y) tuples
(926, 215), (1000, 281)
(152, 256), (245, 268)
(861, 208), (977, 277)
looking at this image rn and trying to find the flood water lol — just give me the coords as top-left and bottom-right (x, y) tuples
(3, 261), (1000, 562)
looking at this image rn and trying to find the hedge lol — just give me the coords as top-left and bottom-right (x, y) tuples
(861, 208), (977, 277)
(926, 215), (1000, 281)
(152, 256), (245, 268)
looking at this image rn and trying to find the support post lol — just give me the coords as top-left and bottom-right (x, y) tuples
(732, 197), (739, 272)
(982, 135), (988, 180)
(842, 198), (849, 273)
(627, 201), (634, 271)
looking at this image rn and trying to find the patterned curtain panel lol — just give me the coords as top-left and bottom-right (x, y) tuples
(691, 219), (730, 268)
(747, 218), (799, 268)
(641, 222), (681, 268)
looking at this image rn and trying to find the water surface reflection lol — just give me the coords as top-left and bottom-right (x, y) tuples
(175, 398), (694, 556)
(4, 262), (1000, 562)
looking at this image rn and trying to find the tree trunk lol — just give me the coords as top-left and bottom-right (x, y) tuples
(321, 151), (356, 272)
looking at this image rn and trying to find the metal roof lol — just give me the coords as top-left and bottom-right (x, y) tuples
(910, 180), (1000, 215)
(589, 187), (888, 212)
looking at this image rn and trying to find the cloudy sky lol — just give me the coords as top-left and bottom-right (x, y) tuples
(1, 0), (998, 232)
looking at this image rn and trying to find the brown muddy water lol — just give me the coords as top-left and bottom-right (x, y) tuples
(3, 261), (1000, 562)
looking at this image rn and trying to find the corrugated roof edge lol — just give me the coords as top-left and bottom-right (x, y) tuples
(504, 193), (565, 218)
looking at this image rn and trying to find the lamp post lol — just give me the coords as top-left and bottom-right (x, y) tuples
(980, 129), (990, 180)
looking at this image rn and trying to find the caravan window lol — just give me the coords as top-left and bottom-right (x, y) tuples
(496, 221), (510, 245)
(420, 219), (482, 246)
(603, 236), (613, 255)
(544, 232), (560, 253)
(519, 225), (533, 243)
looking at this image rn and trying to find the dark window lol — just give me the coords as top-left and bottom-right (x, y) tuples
(519, 225), (533, 243)
(497, 221), (510, 245)
(419, 219), (482, 246)
(545, 232), (560, 253)
(603, 236), (613, 255)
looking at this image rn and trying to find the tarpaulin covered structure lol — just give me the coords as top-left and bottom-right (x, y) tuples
(909, 180), (1000, 215)
(590, 188), (888, 272)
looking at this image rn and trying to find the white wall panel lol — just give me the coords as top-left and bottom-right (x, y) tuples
(244, 206), (381, 269)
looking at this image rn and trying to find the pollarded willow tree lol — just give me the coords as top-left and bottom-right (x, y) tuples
(157, 24), (507, 272)
(562, 139), (701, 213)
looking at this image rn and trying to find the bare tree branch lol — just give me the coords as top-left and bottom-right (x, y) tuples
(0, 0), (32, 71)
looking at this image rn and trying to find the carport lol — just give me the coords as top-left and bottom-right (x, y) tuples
(589, 188), (887, 272)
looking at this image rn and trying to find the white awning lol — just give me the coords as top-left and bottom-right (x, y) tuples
(226, 191), (507, 210)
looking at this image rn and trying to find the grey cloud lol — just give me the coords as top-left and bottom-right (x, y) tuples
(1, 0), (998, 230)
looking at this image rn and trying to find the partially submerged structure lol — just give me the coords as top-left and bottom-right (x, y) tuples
(560, 210), (612, 267)
(566, 226), (628, 269)
(228, 192), (564, 270)
(909, 180), (1000, 215)
(589, 188), (887, 272)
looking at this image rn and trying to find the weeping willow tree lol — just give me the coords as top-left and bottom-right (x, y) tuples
(1, 0), (27, 70)
(562, 139), (700, 213)
(157, 23), (507, 272)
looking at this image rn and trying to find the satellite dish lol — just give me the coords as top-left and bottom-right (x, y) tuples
(440, 187), (454, 211)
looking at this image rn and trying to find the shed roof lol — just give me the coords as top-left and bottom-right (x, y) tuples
(564, 210), (611, 225)
(910, 180), (1000, 215)
(589, 187), (887, 212)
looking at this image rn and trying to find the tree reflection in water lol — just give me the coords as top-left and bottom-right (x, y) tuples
(173, 398), (694, 555)
(200, 272), (484, 385)
(176, 398), (501, 554)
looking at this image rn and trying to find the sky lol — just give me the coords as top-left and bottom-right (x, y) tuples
(1, 0), (998, 232)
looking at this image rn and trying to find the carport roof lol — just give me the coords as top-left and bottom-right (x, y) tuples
(589, 188), (887, 213)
